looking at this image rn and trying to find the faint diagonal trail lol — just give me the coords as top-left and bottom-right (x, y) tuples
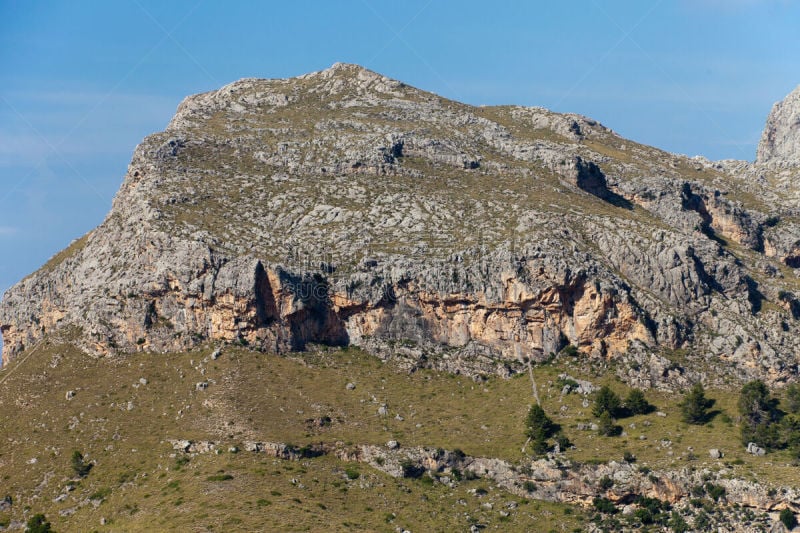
(0, 340), (44, 386)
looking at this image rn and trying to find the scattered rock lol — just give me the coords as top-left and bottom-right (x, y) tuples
(709, 448), (723, 459)
(386, 440), (399, 449)
(65, 390), (75, 401)
(171, 440), (191, 452)
(346, 382), (356, 390)
(747, 442), (766, 456)
(196, 381), (209, 391)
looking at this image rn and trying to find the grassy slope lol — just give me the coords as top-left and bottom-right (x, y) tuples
(0, 340), (796, 531)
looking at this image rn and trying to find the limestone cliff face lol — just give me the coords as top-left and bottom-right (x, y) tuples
(757, 85), (800, 165)
(2, 64), (799, 385)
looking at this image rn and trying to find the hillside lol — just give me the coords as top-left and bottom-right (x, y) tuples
(1, 64), (800, 531)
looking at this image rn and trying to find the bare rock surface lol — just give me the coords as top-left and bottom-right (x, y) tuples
(758, 85), (800, 165)
(1, 63), (799, 387)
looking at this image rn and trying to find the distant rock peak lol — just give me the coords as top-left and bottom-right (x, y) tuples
(757, 84), (800, 165)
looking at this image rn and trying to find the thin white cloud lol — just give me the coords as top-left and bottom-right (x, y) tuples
(0, 226), (18, 236)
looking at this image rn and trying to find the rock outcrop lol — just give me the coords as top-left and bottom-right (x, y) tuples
(757, 85), (800, 165)
(170, 437), (800, 528)
(1, 63), (799, 387)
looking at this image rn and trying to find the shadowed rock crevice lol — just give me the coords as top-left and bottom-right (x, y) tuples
(253, 261), (277, 326)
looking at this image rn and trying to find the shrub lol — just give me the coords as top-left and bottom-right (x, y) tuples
(560, 344), (579, 357)
(593, 386), (621, 417)
(556, 376), (579, 393)
(623, 451), (636, 463)
(705, 483), (726, 502)
(344, 467), (360, 480)
(71, 450), (92, 478)
(592, 497), (617, 514)
(25, 514), (51, 533)
(694, 511), (710, 530)
(780, 509), (797, 531)
(668, 511), (690, 533)
(780, 508), (798, 530)
(206, 474), (234, 481)
(89, 487), (111, 502)
(633, 508), (654, 525)
(598, 476), (614, 490)
(786, 384), (800, 414)
(679, 383), (715, 425)
(625, 388), (653, 415)
(173, 456), (190, 470)
(636, 495), (670, 514)
(598, 411), (622, 437)
(523, 480), (536, 493)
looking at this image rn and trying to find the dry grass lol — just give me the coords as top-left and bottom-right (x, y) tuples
(0, 339), (796, 530)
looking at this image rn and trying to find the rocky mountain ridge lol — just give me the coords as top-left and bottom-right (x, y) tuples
(2, 63), (800, 388)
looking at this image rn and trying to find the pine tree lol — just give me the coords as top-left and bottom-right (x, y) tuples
(625, 388), (653, 415)
(786, 384), (800, 414)
(738, 380), (781, 448)
(525, 404), (558, 454)
(593, 385), (621, 418)
(678, 383), (714, 425)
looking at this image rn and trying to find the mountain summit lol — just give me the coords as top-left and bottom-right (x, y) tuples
(757, 84), (800, 165)
(2, 64), (799, 387)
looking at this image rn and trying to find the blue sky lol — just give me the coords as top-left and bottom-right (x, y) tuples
(1, 0), (799, 307)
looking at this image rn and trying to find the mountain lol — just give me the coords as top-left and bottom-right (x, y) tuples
(758, 84), (800, 165)
(1, 64), (800, 532)
(2, 63), (799, 388)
